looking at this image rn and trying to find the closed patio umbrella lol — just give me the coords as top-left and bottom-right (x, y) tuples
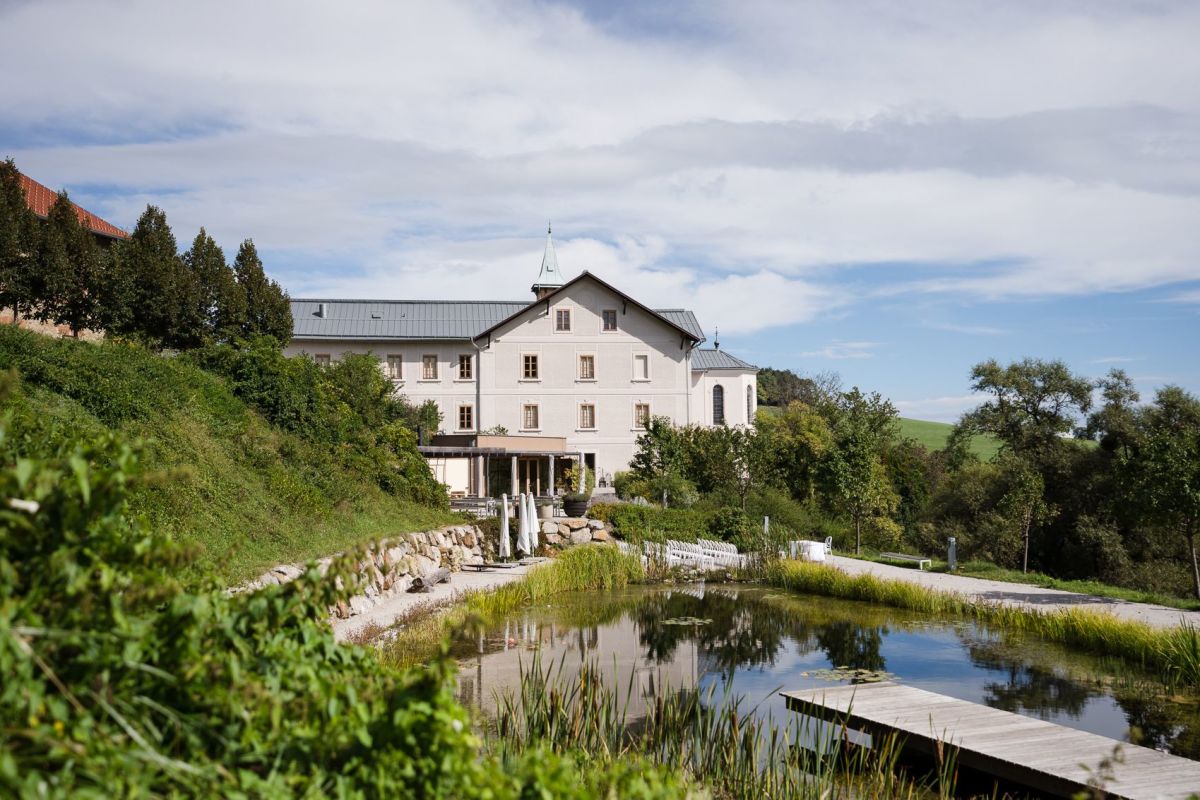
(516, 492), (530, 556)
(499, 493), (512, 560)
(527, 492), (539, 550)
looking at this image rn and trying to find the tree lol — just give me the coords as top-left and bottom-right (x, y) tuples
(956, 358), (1093, 456)
(755, 401), (833, 502)
(234, 239), (292, 344)
(997, 455), (1056, 573)
(1119, 387), (1200, 598)
(38, 191), (104, 337)
(110, 205), (205, 348)
(0, 159), (39, 323)
(1082, 368), (1141, 458)
(183, 228), (245, 343)
(823, 388), (900, 554)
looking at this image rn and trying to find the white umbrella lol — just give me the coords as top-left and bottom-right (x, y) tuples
(516, 492), (530, 556)
(499, 493), (512, 560)
(527, 492), (539, 550)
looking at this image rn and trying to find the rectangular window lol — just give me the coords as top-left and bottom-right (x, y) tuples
(385, 354), (402, 380)
(315, 353), (331, 367)
(522, 354), (539, 380)
(579, 404), (596, 430)
(522, 404), (540, 430)
(458, 405), (474, 431)
(633, 354), (649, 381)
(458, 354), (472, 380)
(578, 354), (595, 380)
(422, 355), (438, 380)
(634, 403), (650, 428)
(555, 308), (571, 332)
(602, 309), (618, 331)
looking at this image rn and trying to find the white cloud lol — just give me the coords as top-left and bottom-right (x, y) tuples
(1090, 355), (1141, 364)
(3, 0), (1200, 334)
(923, 321), (1008, 336)
(797, 340), (879, 360)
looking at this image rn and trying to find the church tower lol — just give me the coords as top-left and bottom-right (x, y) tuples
(531, 224), (564, 299)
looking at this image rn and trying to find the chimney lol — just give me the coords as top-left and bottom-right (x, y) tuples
(317, 302), (327, 318)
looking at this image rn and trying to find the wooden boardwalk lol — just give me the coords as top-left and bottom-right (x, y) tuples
(782, 682), (1200, 799)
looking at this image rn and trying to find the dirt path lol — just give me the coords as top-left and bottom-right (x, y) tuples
(332, 562), (540, 642)
(826, 555), (1200, 630)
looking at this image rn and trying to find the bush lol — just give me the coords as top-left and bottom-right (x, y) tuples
(0, 417), (689, 798)
(593, 503), (711, 543)
(862, 516), (904, 551)
(708, 507), (754, 544)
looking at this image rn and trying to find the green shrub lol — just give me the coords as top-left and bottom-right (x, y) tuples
(597, 503), (711, 543)
(708, 507), (754, 544)
(0, 416), (686, 798)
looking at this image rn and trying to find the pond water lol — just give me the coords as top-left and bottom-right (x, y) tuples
(452, 585), (1200, 760)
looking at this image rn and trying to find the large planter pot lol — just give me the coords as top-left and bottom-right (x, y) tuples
(563, 499), (589, 517)
(537, 502), (553, 520)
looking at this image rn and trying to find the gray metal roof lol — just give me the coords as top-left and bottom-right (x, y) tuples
(292, 298), (707, 342)
(692, 348), (758, 371)
(292, 300), (529, 340)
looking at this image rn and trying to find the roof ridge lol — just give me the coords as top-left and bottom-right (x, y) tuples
(292, 298), (529, 304)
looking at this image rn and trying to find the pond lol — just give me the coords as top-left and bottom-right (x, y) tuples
(452, 584), (1200, 760)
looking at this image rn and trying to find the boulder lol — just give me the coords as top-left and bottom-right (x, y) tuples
(272, 564), (303, 582)
(334, 599), (350, 619)
(565, 518), (588, 530)
(460, 530), (476, 548)
(591, 529), (612, 542)
(542, 520), (560, 535)
(544, 533), (564, 546)
(558, 523), (571, 535)
(587, 519), (605, 530)
(569, 529), (593, 545)
(348, 596), (374, 616)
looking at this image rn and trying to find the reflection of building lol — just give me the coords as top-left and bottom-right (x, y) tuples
(458, 604), (699, 722)
(285, 228), (757, 496)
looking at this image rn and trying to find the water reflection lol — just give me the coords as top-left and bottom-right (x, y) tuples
(451, 585), (1200, 760)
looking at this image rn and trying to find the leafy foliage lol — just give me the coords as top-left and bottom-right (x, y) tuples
(0, 159), (39, 323)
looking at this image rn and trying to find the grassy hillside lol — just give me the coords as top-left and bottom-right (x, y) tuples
(0, 327), (455, 584)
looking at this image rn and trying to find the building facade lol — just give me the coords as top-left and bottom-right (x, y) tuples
(285, 231), (757, 495)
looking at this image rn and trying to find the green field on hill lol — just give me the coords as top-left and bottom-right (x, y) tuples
(897, 416), (1002, 459)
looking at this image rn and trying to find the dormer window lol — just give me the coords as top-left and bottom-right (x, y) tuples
(555, 308), (572, 332)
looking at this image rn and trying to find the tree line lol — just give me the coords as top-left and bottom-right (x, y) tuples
(624, 358), (1200, 599)
(0, 158), (291, 348)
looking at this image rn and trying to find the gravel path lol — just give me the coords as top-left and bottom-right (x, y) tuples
(825, 555), (1200, 630)
(332, 561), (541, 642)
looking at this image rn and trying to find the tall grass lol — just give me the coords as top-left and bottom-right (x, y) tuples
(765, 560), (1200, 688)
(489, 653), (959, 800)
(380, 545), (644, 669)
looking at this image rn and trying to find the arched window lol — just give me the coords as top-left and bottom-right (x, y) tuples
(747, 385), (754, 422)
(712, 384), (725, 425)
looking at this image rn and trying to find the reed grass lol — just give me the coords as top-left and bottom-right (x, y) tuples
(379, 545), (644, 669)
(765, 560), (1200, 688)
(489, 653), (960, 800)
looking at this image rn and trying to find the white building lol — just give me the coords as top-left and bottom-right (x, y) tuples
(285, 230), (757, 497)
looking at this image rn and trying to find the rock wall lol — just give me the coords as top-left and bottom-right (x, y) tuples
(539, 517), (613, 547)
(236, 524), (485, 620)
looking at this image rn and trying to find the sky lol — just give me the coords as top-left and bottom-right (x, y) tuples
(3, 0), (1198, 422)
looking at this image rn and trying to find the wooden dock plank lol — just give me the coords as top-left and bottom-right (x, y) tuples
(782, 682), (1200, 800)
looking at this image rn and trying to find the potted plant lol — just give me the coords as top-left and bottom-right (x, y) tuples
(561, 463), (593, 517)
(536, 499), (553, 520)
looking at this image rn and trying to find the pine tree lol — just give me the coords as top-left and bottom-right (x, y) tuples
(183, 228), (244, 343)
(114, 205), (206, 348)
(234, 239), (292, 345)
(39, 191), (104, 337)
(0, 159), (39, 323)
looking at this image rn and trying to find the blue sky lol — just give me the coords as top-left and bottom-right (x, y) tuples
(3, 0), (1198, 421)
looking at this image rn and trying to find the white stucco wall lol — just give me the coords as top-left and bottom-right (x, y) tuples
(284, 278), (758, 482)
(476, 280), (694, 479)
(690, 368), (758, 428)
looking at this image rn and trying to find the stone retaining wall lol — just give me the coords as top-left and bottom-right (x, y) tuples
(237, 517), (617, 623)
(237, 524), (485, 620)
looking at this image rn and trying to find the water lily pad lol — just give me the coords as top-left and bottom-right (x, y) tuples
(802, 667), (897, 684)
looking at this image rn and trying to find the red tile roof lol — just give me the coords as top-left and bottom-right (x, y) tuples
(19, 173), (129, 240)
